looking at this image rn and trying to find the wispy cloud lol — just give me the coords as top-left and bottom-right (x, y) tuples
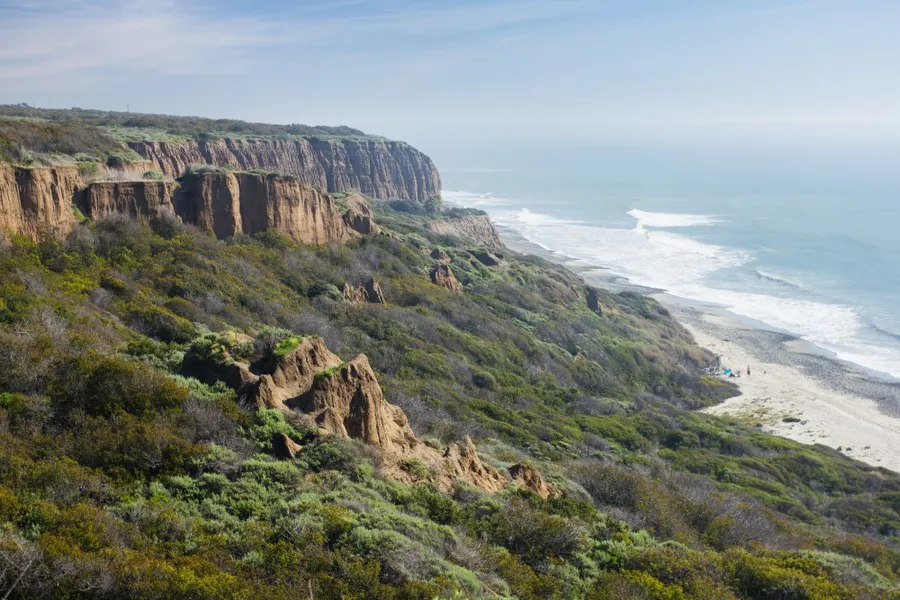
(0, 0), (589, 89)
(0, 0), (287, 82)
(0, 0), (588, 86)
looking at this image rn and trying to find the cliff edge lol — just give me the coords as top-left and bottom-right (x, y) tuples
(426, 215), (502, 248)
(129, 138), (441, 202)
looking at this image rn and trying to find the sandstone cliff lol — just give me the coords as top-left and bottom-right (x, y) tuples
(0, 166), (374, 245)
(425, 215), (502, 248)
(185, 334), (507, 492)
(0, 165), (81, 237)
(177, 171), (354, 244)
(82, 180), (179, 221)
(128, 137), (441, 202)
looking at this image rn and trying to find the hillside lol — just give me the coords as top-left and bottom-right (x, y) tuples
(0, 186), (899, 599)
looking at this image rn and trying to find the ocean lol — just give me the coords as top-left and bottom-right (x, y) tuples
(432, 140), (900, 380)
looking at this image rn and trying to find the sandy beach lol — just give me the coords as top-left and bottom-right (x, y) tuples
(664, 300), (900, 473)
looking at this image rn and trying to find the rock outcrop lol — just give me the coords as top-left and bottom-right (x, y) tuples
(508, 463), (561, 499)
(426, 215), (502, 248)
(292, 355), (419, 456)
(272, 433), (303, 459)
(185, 334), (506, 492)
(586, 288), (619, 317)
(442, 438), (507, 493)
(429, 264), (463, 292)
(128, 138), (441, 201)
(341, 193), (378, 235)
(250, 337), (344, 412)
(430, 248), (450, 263)
(341, 278), (385, 304)
(0, 165), (81, 237)
(471, 250), (503, 267)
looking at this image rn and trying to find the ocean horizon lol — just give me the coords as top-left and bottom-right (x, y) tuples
(434, 140), (900, 380)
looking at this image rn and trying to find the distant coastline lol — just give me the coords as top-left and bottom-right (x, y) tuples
(468, 202), (900, 472)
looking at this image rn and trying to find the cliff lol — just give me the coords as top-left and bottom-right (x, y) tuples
(0, 165), (81, 238)
(83, 180), (179, 221)
(425, 215), (502, 248)
(177, 171), (354, 243)
(128, 137), (441, 202)
(1, 167), (370, 245)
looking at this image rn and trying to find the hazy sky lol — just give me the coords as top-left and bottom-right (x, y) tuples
(1, 0), (898, 146)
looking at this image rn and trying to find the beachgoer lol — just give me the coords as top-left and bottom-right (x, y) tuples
(747, 365), (751, 376)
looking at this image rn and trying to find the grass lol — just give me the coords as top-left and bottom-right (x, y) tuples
(314, 362), (349, 379)
(273, 335), (304, 357)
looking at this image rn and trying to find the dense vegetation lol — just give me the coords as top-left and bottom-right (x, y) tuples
(0, 117), (142, 166)
(0, 202), (899, 598)
(0, 104), (372, 149)
(0, 104), (381, 168)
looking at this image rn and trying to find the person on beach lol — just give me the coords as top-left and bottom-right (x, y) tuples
(747, 365), (751, 376)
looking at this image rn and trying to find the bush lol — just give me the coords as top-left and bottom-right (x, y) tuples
(472, 371), (496, 390)
(253, 325), (294, 359)
(401, 457), (431, 480)
(52, 354), (189, 417)
(126, 303), (196, 343)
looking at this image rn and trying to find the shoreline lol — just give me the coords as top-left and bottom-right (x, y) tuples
(493, 220), (900, 472)
(667, 300), (900, 472)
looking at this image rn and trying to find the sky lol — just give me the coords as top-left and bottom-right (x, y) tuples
(1, 0), (899, 146)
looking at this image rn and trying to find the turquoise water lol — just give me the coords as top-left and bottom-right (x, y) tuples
(431, 140), (900, 379)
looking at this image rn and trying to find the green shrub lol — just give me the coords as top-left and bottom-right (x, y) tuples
(52, 354), (189, 417)
(401, 457), (431, 480)
(126, 303), (196, 343)
(273, 335), (303, 357)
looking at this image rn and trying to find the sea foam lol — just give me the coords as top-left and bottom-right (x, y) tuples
(442, 190), (900, 378)
(627, 209), (721, 230)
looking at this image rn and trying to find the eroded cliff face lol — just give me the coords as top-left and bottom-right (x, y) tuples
(0, 165), (81, 238)
(185, 335), (508, 492)
(341, 278), (386, 304)
(236, 173), (353, 244)
(175, 171), (353, 243)
(11, 170), (367, 245)
(83, 180), (179, 221)
(128, 137), (441, 201)
(426, 215), (502, 248)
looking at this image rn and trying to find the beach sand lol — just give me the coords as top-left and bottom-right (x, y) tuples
(665, 301), (900, 473)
